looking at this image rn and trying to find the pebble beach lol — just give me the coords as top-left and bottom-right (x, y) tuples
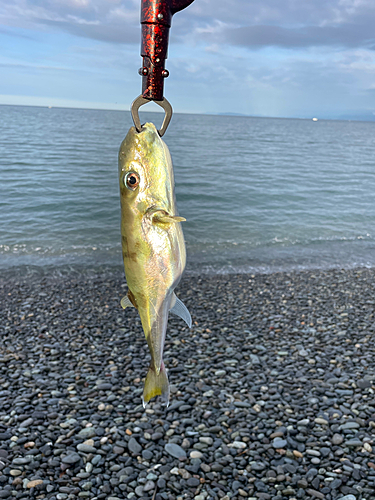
(0, 267), (375, 500)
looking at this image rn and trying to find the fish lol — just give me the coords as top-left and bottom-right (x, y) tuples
(118, 122), (191, 406)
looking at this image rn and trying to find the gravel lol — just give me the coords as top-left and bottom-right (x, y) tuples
(0, 266), (375, 499)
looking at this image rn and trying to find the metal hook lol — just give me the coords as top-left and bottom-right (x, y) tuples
(131, 95), (173, 137)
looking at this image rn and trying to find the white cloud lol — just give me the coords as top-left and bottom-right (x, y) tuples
(1, 0), (374, 50)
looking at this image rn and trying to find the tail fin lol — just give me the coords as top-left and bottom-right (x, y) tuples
(142, 361), (170, 407)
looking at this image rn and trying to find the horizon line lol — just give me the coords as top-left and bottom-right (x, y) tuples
(1, 102), (375, 124)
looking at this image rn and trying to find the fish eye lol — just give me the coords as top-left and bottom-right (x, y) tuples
(124, 171), (140, 191)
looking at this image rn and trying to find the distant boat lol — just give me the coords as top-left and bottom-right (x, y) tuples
(312, 117), (318, 121)
(48, 106), (52, 109)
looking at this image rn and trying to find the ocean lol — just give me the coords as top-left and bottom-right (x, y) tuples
(1, 104), (375, 275)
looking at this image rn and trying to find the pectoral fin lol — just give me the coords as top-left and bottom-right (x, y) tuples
(152, 210), (186, 224)
(121, 295), (135, 309)
(170, 293), (192, 328)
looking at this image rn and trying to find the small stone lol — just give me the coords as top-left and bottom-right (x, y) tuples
(357, 379), (371, 389)
(272, 436), (287, 448)
(340, 422), (359, 430)
(78, 428), (96, 439)
(187, 477), (200, 487)
(147, 473), (158, 481)
(330, 478), (342, 489)
(332, 434), (344, 445)
(297, 419), (310, 426)
(113, 445), (125, 454)
(128, 437), (142, 455)
(77, 444), (96, 453)
(10, 470), (22, 476)
(270, 431), (284, 438)
(306, 489), (324, 499)
(181, 438), (190, 448)
(97, 383), (112, 390)
(229, 441), (246, 449)
(143, 480), (155, 492)
(135, 486), (144, 497)
(306, 468), (318, 480)
(293, 450), (303, 458)
(20, 417), (33, 428)
(13, 457), (31, 465)
(345, 439), (362, 447)
(320, 447), (330, 457)
(314, 418), (328, 425)
(251, 462), (266, 471)
(306, 449), (320, 457)
(363, 442), (372, 452)
(62, 453), (81, 464)
(26, 479), (43, 488)
(180, 468), (191, 479)
(157, 478), (166, 488)
(238, 489), (248, 497)
(297, 479), (308, 488)
(199, 436), (213, 445)
(165, 443), (186, 459)
(189, 450), (203, 459)
(91, 454), (101, 465)
(282, 489), (296, 496)
(151, 432), (163, 441)
(142, 449), (153, 460)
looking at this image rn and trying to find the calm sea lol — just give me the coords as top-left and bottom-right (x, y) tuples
(1, 105), (375, 275)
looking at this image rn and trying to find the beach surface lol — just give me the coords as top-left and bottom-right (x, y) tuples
(0, 267), (375, 500)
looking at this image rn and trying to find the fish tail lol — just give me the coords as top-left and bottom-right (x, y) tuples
(142, 361), (169, 408)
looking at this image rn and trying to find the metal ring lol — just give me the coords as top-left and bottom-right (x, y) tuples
(130, 95), (173, 137)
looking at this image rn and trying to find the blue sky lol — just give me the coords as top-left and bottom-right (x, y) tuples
(1, 0), (375, 119)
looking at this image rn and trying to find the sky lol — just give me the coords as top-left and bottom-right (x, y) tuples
(1, 0), (375, 119)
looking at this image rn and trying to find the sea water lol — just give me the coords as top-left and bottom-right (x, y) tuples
(1, 105), (375, 274)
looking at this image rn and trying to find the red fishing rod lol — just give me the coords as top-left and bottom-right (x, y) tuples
(131, 0), (195, 136)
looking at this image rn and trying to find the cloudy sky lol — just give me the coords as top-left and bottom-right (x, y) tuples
(1, 0), (375, 119)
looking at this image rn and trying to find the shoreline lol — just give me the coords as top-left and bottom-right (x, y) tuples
(0, 267), (374, 499)
(1, 261), (375, 281)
